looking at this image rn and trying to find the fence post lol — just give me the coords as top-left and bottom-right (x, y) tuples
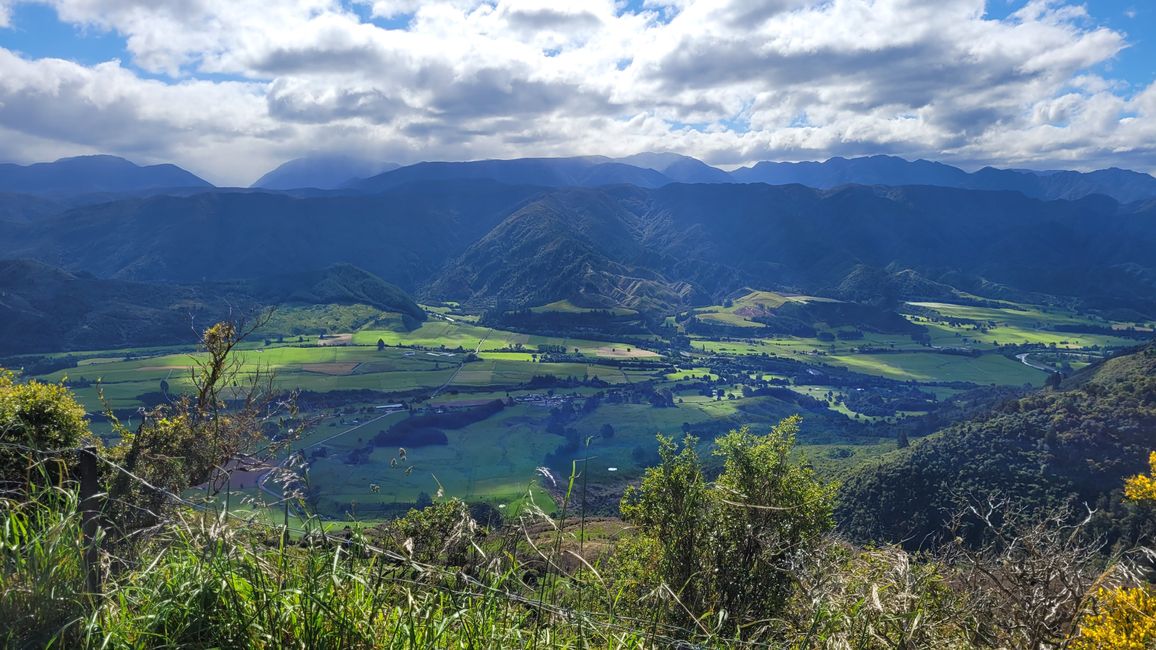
(79, 446), (103, 598)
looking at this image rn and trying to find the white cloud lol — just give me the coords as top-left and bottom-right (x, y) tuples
(0, 0), (1151, 183)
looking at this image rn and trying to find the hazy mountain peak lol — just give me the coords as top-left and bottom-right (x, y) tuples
(252, 154), (401, 190)
(615, 152), (731, 183)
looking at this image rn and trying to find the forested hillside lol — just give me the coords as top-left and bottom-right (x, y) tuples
(2, 181), (1155, 318)
(839, 343), (1156, 546)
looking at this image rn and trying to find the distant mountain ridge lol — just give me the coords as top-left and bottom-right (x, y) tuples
(0, 155), (212, 195)
(730, 155), (1156, 204)
(349, 156), (673, 192)
(337, 153), (1156, 204)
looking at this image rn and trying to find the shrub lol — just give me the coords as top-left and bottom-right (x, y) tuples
(0, 370), (90, 495)
(619, 416), (835, 636)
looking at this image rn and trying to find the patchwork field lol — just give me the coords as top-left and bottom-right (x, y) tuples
(24, 295), (1148, 520)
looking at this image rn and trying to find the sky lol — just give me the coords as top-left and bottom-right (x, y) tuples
(0, 0), (1153, 186)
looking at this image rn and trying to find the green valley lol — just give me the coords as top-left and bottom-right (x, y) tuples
(20, 289), (1146, 522)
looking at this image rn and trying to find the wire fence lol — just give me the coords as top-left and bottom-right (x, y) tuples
(0, 440), (792, 648)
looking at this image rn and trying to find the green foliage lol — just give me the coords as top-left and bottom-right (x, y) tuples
(619, 432), (708, 623)
(101, 320), (275, 543)
(0, 369), (90, 492)
(0, 485), (90, 648)
(708, 418), (836, 621)
(386, 498), (478, 566)
(619, 416), (836, 634)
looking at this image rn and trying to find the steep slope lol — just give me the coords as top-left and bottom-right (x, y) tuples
(252, 155), (400, 190)
(837, 344), (1156, 546)
(427, 189), (691, 311)
(0, 155), (212, 195)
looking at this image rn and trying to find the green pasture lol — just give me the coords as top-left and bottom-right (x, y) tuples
(304, 406), (562, 514)
(694, 289), (838, 328)
(256, 304), (402, 337)
(529, 299), (637, 316)
(354, 320), (657, 358)
(696, 311), (766, 328)
(822, 351), (1046, 385)
(907, 302), (1141, 347)
(908, 301), (1096, 328)
(665, 367), (719, 381)
(915, 317), (1135, 349)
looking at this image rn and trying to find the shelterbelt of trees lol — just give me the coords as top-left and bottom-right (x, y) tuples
(3, 324), (1156, 648)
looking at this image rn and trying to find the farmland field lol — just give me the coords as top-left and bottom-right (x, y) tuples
(26, 295), (1148, 520)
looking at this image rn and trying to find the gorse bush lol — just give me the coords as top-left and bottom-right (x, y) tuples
(1073, 587), (1156, 650)
(0, 369), (90, 495)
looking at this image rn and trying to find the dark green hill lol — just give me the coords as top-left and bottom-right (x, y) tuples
(427, 189), (692, 310)
(0, 259), (225, 354)
(0, 261), (423, 354)
(836, 344), (1156, 547)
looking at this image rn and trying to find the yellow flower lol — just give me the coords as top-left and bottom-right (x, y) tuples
(1072, 587), (1156, 650)
(1124, 452), (1156, 502)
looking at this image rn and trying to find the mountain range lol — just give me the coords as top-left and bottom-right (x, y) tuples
(5, 153), (1156, 204)
(348, 154), (1156, 204)
(2, 180), (1155, 320)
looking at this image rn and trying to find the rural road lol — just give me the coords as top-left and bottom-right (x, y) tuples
(428, 328), (492, 400)
(1015, 352), (1053, 372)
